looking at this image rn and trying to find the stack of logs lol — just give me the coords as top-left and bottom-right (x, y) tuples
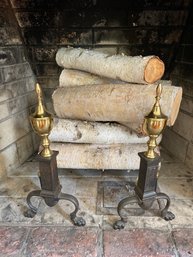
(49, 47), (182, 170)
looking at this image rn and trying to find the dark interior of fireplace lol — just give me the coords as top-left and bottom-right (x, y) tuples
(1, 0), (193, 175)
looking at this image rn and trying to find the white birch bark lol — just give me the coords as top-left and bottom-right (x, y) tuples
(51, 143), (156, 170)
(56, 47), (165, 84)
(52, 83), (182, 128)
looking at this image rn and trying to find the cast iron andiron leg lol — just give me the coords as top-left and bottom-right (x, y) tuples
(24, 151), (86, 226)
(113, 152), (175, 230)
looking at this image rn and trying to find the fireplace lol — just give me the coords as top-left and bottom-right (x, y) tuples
(1, 0), (193, 176)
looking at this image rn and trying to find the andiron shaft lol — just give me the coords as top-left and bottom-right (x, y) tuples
(113, 152), (175, 230)
(24, 151), (85, 226)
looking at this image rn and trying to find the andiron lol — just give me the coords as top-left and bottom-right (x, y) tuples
(24, 83), (85, 226)
(113, 84), (175, 230)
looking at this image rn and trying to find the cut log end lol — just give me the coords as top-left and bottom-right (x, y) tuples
(144, 57), (165, 84)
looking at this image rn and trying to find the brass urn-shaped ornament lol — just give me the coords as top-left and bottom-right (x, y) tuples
(30, 83), (53, 158)
(143, 83), (167, 159)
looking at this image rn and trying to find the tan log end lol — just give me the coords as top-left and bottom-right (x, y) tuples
(169, 86), (183, 126)
(144, 57), (165, 84)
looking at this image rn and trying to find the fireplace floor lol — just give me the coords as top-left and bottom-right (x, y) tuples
(0, 149), (193, 256)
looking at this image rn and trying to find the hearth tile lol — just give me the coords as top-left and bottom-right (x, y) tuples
(14, 177), (40, 197)
(0, 197), (42, 224)
(103, 215), (171, 231)
(58, 168), (103, 178)
(76, 179), (98, 198)
(58, 177), (77, 195)
(0, 226), (28, 256)
(24, 227), (100, 257)
(172, 229), (193, 257)
(168, 199), (193, 228)
(78, 197), (97, 214)
(104, 229), (176, 257)
(159, 162), (193, 178)
(160, 148), (181, 163)
(0, 177), (39, 197)
(102, 169), (138, 177)
(159, 178), (193, 199)
(97, 180), (160, 216)
(9, 161), (39, 177)
(39, 198), (101, 227)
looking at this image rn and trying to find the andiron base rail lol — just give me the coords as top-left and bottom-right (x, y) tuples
(24, 151), (86, 226)
(113, 152), (175, 230)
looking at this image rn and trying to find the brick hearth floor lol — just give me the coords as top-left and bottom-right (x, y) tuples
(0, 149), (193, 257)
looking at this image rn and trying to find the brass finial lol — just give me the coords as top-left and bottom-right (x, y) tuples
(30, 83), (53, 158)
(143, 83), (168, 159)
(35, 83), (45, 117)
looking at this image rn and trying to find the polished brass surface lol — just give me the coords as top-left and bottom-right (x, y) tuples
(30, 83), (53, 158)
(143, 84), (167, 159)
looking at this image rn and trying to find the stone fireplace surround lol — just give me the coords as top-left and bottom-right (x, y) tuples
(1, 0), (193, 177)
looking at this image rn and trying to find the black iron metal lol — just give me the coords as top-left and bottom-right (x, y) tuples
(113, 152), (175, 230)
(24, 151), (86, 226)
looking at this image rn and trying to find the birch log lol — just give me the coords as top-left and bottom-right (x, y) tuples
(49, 118), (152, 144)
(56, 47), (165, 84)
(59, 68), (172, 87)
(51, 143), (156, 170)
(52, 83), (182, 128)
(59, 68), (120, 87)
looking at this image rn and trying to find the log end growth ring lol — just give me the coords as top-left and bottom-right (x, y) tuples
(144, 57), (165, 84)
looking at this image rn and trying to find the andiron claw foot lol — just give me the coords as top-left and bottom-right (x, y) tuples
(24, 151), (86, 226)
(113, 219), (126, 230)
(71, 215), (86, 227)
(155, 192), (175, 221)
(59, 192), (86, 226)
(113, 152), (175, 229)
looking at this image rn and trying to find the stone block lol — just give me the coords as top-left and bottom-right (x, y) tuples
(15, 11), (58, 28)
(0, 110), (31, 151)
(182, 45), (193, 63)
(33, 47), (57, 62)
(22, 29), (58, 45)
(0, 143), (20, 176)
(2, 62), (33, 83)
(0, 8), (15, 26)
(0, 91), (36, 121)
(17, 46), (27, 63)
(94, 47), (118, 55)
(136, 10), (188, 26)
(104, 229), (175, 257)
(16, 133), (34, 164)
(0, 0), (8, 7)
(0, 47), (18, 66)
(185, 142), (193, 169)
(180, 96), (193, 114)
(0, 227), (28, 256)
(0, 88), (13, 102)
(37, 76), (59, 89)
(94, 28), (182, 45)
(31, 132), (39, 152)
(26, 76), (36, 92)
(1, 77), (36, 101)
(172, 62), (193, 82)
(172, 111), (193, 141)
(35, 64), (59, 76)
(59, 9), (128, 27)
(25, 227), (99, 257)
(0, 27), (22, 46)
(59, 29), (92, 45)
(10, 0), (59, 9)
(171, 76), (193, 98)
(161, 127), (188, 161)
(173, 229), (193, 257)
